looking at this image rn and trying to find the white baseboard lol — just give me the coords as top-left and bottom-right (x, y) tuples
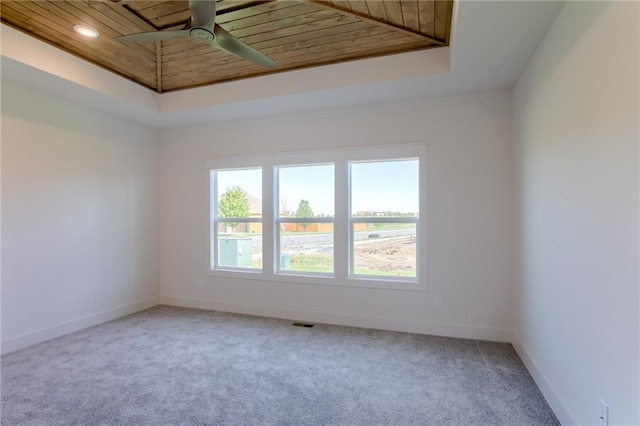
(512, 331), (577, 425)
(1, 297), (160, 355)
(160, 295), (512, 342)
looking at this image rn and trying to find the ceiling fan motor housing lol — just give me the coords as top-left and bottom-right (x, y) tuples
(190, 28), (214, 41)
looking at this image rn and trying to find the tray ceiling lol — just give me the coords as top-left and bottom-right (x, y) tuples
(1, 0), (453, 93)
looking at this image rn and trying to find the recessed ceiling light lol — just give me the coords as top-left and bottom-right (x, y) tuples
(74, 24), (99, 38)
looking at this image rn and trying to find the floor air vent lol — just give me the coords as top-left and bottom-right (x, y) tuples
(292, 322), (314, 328)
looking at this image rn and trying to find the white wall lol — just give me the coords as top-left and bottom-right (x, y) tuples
(1, 82), (161, 354)
(159, 89), (514, 341)
(513, 2), (639, 425)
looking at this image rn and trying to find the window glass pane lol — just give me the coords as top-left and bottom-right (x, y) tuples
(351, 159), (419, 217)
(213, 168), (262, 270)
(217, 168), (262, 220)
(280, 223), (333, 274)
(278, 164), (334, 218)
(353, 223), (416, 278)
(218, 231), (263, 269)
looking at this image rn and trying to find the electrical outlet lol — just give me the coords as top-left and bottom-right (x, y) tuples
(599, 399), (608, 426)
(435, 298), (443, 309)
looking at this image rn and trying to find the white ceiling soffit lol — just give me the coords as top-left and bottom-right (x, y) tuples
(0, 1), (565, 128)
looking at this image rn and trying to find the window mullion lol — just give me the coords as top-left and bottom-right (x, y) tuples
(211, 171), (219, 270)
(418, 148), (428, 284)
(262, 166), (275, 277)
(334, 159), (348, 280)
(273, 166), (283, 274)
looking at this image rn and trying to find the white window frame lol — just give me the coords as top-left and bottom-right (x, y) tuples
(275, 163), (335, 276)
(348, 158), (420, 282)
(207, 142), (428, 291)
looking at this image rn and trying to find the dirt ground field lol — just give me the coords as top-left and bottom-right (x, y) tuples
(353, 236), (416, 274)
(282, 235), (417, 276)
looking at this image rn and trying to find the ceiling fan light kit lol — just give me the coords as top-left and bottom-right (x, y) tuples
(116, 0), (277, 68)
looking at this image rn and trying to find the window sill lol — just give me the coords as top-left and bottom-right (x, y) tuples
(206, 269), (427, 292)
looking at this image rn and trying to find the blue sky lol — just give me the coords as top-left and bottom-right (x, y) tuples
(214, 159), (419, 216)
(351, 159), (419, 214)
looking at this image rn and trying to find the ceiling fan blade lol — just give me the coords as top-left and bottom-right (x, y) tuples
(116, 30), (190, 44)
(213, 25), (277, 68)
(189, 0), (216, 30)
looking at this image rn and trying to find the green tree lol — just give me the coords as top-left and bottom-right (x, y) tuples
(219, 186), (250, 231)
(295, 200), (314, 231)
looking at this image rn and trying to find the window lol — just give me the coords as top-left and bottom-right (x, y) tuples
(209, 143), (426, 290)
(277, 164), (335, 275)
(210, 168), (262, 270)
(350, 159), (419, 279)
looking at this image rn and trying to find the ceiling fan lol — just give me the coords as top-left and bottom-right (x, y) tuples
(115, 0), (277, 68)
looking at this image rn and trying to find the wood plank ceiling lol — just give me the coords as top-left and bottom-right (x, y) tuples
(1, 0), (454, 93)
